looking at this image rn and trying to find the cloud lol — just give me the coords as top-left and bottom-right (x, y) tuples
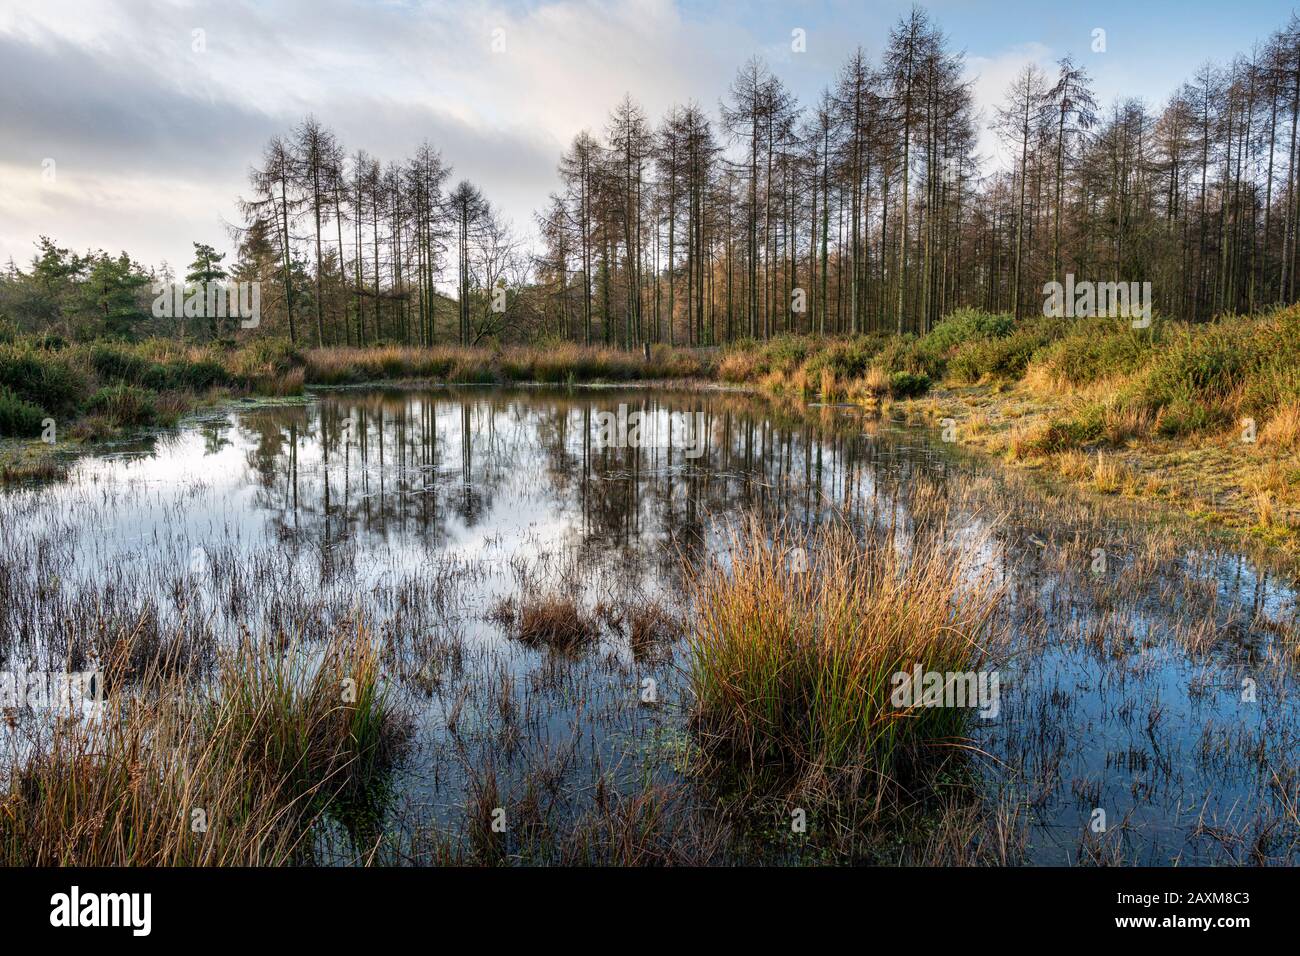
(0, 0), (763, 269)
(966, 42), (1055, 173)
(0, 0), (1215, 272)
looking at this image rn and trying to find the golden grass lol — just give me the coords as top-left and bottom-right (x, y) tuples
(686, 518), (1001, 800)
(0, 625), (399, 866)
(1055, 449), (1091, 481)
(1090, 452), (1125, 494)
(864, 365), (890, 397)
(818, 367), (839, 402)
(1262, 402), (1300, 451)
(717, 350), (758, 384)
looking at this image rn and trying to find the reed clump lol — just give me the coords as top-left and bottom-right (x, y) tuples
(686, 519), (1001, 802)
(0, 625), (402, 865)
(495, 591), (599, 652)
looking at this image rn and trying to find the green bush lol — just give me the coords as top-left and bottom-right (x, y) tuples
(876, 335), (943, 379)
(33, 333), (67, 351)
(876, 310), (1019, 382)
(1030, 403), (1108, 453)
(0, 345), (84, 414)
(85, 384), (158, 428)
(804, 335), (886, 381)
(1146, 326), (1257, 405)
(888, 371), (931, 398)
(948, 322), (1061, 383)
(89, 344), (152, 383)
(1032, 317), (1163, 387)
(1154, 393), (1226, 437)
(0, 387), (47, 438)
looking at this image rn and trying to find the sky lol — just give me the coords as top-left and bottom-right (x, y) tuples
(1, 0), (1295, 276)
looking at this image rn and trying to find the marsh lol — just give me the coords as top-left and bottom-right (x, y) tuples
(2, 384), (1297, 865)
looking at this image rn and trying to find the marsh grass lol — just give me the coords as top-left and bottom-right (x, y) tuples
(0, 625), (402, 865)
(494, 591), (599, 652)
(0, 336), (289, 440)
(686, 518), (1001, 804)
(303, 342), (709, 387)
(0, 445), (67, 483)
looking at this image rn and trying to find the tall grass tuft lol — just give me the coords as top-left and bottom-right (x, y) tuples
(0, 624), (402, 865)
(686, 519), (1001, 801)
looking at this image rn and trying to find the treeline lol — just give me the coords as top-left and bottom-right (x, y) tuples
(536, 8), (1300, 344)
(0, 125), (541, 348)
(6, 7), (1300, 349)
(236, 123), (539, 348)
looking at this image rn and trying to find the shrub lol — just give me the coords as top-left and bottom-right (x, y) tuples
(889, 371), (931, 398)
(948, 321), (1062, 383)
(32, 333), (67, 351)
(0, 386), (47, 437)
(803, 335), (886, 381)
(0, 345), (84, 414)
(1145, 325), (1257, 406)
(1154, 394), (1225, 437)
(85, 384), (158, 428)
(89, 343), (152, 382)
(1030, 317), (1164, 388)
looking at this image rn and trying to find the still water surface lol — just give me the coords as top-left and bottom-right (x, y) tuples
(6, 385), (1298, 864)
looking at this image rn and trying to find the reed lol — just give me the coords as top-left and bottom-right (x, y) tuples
(0, 624), (401, 865)
(686, 518), (1001, 800)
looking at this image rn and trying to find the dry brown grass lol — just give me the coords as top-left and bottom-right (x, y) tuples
(1103, 403), (1152, 445)
(1055, 449), (1091, 481)
(1090, 452), (1126, 494)
(717, 350), (758, 384)
(502, 592), (598, 651)
(1262, 402), (1300, 451)
(304, 342), (710, 387)
(864, 365), (890, 397)
(627, 602), (680, 659)
(818, 367), (839, 402)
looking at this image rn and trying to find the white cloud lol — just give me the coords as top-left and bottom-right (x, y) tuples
(966, 42), (1054, 174)
(0, 0), (1201, 274)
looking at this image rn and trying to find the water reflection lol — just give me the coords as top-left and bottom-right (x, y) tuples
(5, 385), (1299, 864)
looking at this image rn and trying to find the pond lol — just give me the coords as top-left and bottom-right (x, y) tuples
(2, 385), (1297, 864)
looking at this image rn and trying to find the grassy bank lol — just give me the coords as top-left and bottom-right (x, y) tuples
(714, 306), (1300, 566)
(5, 309), (1297, 565)
(301, 341), (709, 386)
(0, 334), (303, 453)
